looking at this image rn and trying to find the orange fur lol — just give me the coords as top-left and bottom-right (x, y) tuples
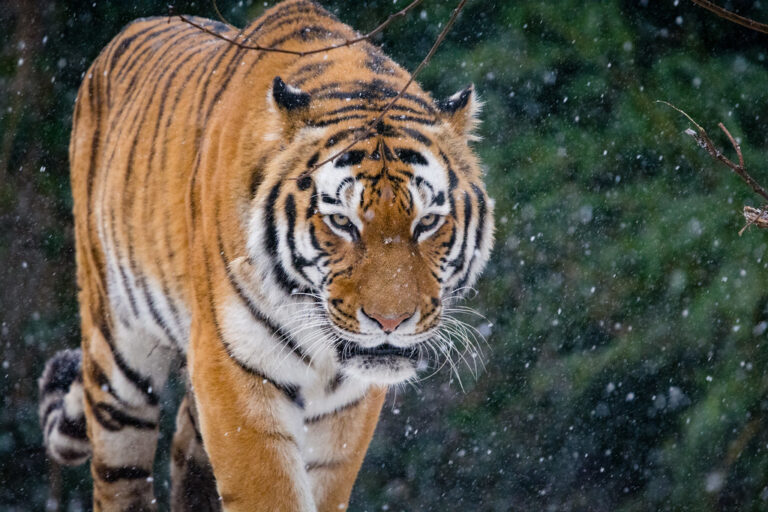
(64, 1), (493, 510)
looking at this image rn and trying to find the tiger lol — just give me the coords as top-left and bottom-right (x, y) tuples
(37, 1), (494, 510)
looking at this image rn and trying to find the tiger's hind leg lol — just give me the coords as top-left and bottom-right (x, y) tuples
(39, 349), (91, 466)
(81, 319), (171, 511)
(170, 393), (221, 511)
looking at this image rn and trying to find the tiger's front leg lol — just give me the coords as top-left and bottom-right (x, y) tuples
(303, 388), (386, 511)
(190, 323), (315, 512)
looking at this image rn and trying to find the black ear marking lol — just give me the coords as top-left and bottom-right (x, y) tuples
(436, 85), (473, 114)
(272, 76), (311, 110)
(435, 84), (481, 139)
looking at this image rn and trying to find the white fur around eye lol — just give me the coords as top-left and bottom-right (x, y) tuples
(313, 160), (364, 235)
(323, 214), (357, 241)
(413, 214), (446, 242)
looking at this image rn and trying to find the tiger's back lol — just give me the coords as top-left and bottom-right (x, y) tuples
(70, 15), (237, 350)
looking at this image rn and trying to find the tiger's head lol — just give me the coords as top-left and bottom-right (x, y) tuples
(246, 76), (494, 385)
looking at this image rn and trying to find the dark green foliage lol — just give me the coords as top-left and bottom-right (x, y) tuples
(4, 0), (768, 510)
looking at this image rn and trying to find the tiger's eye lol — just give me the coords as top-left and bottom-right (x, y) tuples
(331, 214), (351, 227)
(419, 214), (437, 227)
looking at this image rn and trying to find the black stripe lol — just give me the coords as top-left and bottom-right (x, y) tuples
(308, 222), (325, 254)
(325, 129), (353, 148)
(321, 193), (340, 205)
(113, 23), (180, 82)
(447, 191), (472, 277)
(58, 416), (88, 440)
(326, 373), (344, 393)
(315, 83), (435, 114)
(187, 21), (238, 227)
(102, 30), (194, 321)
(215, 231), (313, 367)
(307, 114), (369, 127)
(94, 321), (159, 406)
(55, 448), (90, 462)
(159, 35), (219, 299)
(304, 397), (364, 424)
(291, 61), (332, 87)
(87, 357), (129, 407)
(109, 20), (166, 72)
(284, 194), (316, 281)
(306, 460), (344, 471)
(220, 339), (305, 408)
(388, 114), (436, 126)
(119, 32), (206, 343)
(401, 127), (432, 146)
(448, 168), (459, 191)
(200, 225), (305, 409)
(93, 463), (151, 483)
(306, 184), (318, 217)
(84, 64), (102, 213)
(455, 184), (487, 290)
(135, 41), (207, 343)
(312, 103), (429, 120)
(42, 400), (63, 423)
(364, 49), (398, 76)
(42, 353), (81, 395)
(86, 391), (157, 432)
(264, 183), (303, 293)
(329, 303), (357, 323)
(396, 148), (428, 166)
(114, 260), (140, 318)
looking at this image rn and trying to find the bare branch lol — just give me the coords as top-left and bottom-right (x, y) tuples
(659, 100), (768, 234)
(659, 100), (768, 201)
(689, 0), (768, 35)
(212, 0), (231, 26)
(719, 123), (744, 170)
(298, 0), (468, 179)
(173, 0), (467, 181)
(173, 0), (424, 58)
(175, 14), (304, 54)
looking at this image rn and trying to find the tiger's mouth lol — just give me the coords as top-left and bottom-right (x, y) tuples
(338, 341), (420, 361)
(326, 316), (436, 383)
(335, 338), (426, 384)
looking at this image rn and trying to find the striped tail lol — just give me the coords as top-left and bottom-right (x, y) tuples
(38, 349), (91, 465)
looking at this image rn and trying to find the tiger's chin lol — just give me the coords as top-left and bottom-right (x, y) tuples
(337, 341), (428, 384)
(341, 355), (422, 385)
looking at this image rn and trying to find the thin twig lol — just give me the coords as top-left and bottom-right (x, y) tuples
(659, 100), (768, 234)
(719, 122), (745, 170)
(298, 0), (468, 179)
(212, 0), (232, 26)
(658, 100), (768, 202)
(689, 0), (768, 35)
(174, 0), (424, 58)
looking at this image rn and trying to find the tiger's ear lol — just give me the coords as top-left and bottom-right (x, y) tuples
(272, 76), (310, 110)
(436, 84), (482, 141)
(268, 77), (311, 139)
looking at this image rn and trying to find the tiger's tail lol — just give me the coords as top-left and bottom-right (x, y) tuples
(38, 349), (91, 466)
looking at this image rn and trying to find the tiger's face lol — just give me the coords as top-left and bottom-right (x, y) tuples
(247, 78), (493, 385)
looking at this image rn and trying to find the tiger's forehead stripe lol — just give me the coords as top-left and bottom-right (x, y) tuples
(309, 141), (452, 220)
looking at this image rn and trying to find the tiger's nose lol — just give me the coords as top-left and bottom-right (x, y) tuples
(362, 309), (413, 334)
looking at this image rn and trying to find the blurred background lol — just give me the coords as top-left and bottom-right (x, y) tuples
(4, 0), (768, 510)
